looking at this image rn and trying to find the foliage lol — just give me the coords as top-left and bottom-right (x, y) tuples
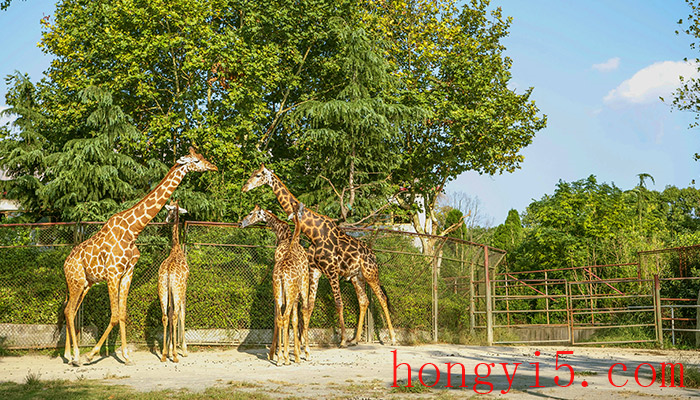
(492, 209), (523, 254)
(363, 0), (546, 238)
(290, 17), (423, 222)
(3, 0), (546, 230)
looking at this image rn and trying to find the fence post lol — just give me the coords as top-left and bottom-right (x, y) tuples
(432, 245), (438, 343)
(566, 281), (574, 345)
(653, 274), (663, 348)
(469, 260), (475, 334)
(485, 246), (493, 346)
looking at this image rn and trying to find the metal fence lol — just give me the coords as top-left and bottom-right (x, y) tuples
(482, 250), (700, 348)
(4, 220), (698, 350)
(0, 221), (501, 349)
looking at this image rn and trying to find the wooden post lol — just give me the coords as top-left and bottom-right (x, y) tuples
(653, 274), (663, 347)
(545, 270), (550, 325)
(432, 247), (438, 343)
(469, 260), (475, 334)
(485, 246), (493, 346)
(566, 280), (573, 345)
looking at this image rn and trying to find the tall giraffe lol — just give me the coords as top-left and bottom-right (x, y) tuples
(62, 147), (217, 366)
(242, 164), (396, 347)
(240, 204), (310, 363)
(158, 201), (189, 363)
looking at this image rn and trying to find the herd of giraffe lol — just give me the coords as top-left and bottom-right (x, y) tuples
(62, 147), (396, 367)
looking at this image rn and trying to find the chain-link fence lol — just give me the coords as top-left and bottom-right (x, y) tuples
(0, 221), (498, 349)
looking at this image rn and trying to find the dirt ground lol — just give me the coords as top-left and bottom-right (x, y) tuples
(1, 343), (699, 399)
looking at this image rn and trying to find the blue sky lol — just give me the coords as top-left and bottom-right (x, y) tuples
(447, 0), (700, 225)
(2, 1), (700, 226)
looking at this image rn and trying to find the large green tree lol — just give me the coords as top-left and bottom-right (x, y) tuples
(671, 0), (700, 159)
(5, 0), (361, 221)
(364, 0), (546, 253)
(290, 18), (423, 222)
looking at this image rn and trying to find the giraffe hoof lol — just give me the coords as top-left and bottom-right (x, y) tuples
(70, 359), (82, 367)
(124, 359), (135, 366)
(338, 341), (347, 348)
(348, 339), (359, 346)
(160, 355), (167, 362)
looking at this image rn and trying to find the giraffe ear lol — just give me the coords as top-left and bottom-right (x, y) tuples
(189, 146), (198, 156)
(178, 207), (189, 215)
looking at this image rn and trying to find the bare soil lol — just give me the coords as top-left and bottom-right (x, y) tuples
(1, 344), (699, 399)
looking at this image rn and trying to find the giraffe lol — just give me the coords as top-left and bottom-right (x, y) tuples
(240, 203), (310, 364)
(242, 164), (397, 347)
(62, 147), (217, 366)
(158, 200), (189, 363)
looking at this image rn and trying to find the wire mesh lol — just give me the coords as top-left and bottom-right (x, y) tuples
(0, 221), (490, 349)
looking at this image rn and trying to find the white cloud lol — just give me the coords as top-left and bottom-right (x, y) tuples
(592, 57), (620, 72)
(604, 60), (700, 105)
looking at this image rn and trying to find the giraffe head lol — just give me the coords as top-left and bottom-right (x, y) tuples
(241, 164), (273, 192)
(164, 201), (188, 223)
(240, 204), (268, 228)
(176, 147), (218, 172)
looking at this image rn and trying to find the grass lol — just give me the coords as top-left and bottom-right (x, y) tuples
(389, 379), (433, 394)
(0, 373), (275, 400)
(660, 362), (700, 389)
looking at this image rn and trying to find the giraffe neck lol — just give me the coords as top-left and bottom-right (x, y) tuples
(269, 173), (300, 217)
(124, 164), (188, 234)
(171, 207), (180, 248)
(263, 210), (291, 242)
(268, 171), (332, 244)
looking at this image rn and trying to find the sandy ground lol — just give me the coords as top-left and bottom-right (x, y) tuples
(1, 344), (700, 399)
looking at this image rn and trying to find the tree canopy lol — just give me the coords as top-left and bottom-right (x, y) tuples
(1, 0), (545, 228)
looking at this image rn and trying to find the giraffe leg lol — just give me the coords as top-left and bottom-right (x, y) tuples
(269, 279), (283, 363)
(64, 282), (87, 366)
(306, 268), (322, 334)
(366, 278), (396, 346)
(85, 277), (121, 363)
(281, 294), (294, 366)
(349, 275), (370, 346)
(116, 266), (135, 365)
(327, 273), (347, 347)
(291, 300), (301, 363)
(158, 277), (169, 362)
(275, 303), (284, 365)
(300, 268), (311, 360)
(179, 297), (188, 357)
(171, 290), (182, 363)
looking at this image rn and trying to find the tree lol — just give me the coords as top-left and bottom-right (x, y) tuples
(492, 209), (523, 254)
(0, 73), (52, 219)
(1, 82), (162, 221)
(364, 0), (546, 254)
(17, 0), (361, 221)
(670, 0), (700, 159)
(290, 18), (423, 222)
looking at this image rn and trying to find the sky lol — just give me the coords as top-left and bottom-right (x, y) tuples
(447, 0), (700, 226)
(2, 1), (700, 226)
